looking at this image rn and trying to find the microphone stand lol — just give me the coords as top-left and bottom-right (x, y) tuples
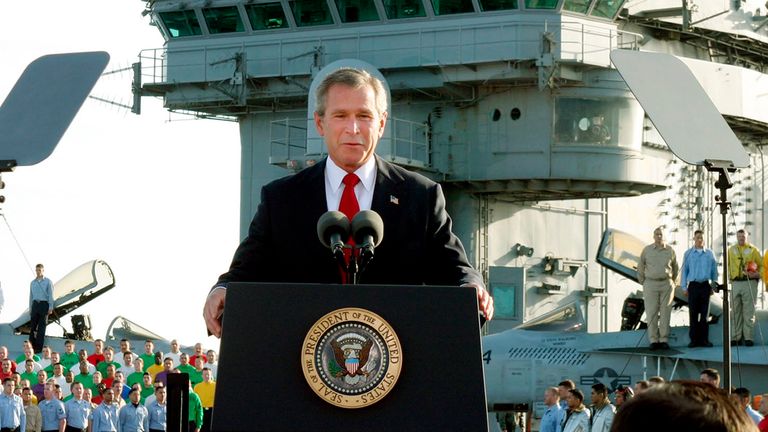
(346, 246), (359, 285)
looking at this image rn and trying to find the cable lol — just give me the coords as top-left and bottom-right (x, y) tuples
(0, 213), (34, 273)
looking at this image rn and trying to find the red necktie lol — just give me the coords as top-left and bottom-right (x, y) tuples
(339, 173), (360, 221)
(338, 173), (360, 282)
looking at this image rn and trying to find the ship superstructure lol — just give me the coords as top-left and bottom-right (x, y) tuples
(136, 0), (768, 343)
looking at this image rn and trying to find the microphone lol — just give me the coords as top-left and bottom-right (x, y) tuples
(351, 210), (384, 269)
(317, 211), (350, 263)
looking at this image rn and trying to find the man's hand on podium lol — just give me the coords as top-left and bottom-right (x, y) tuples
(204, 287), (226, 338)
(464, 282), (494, 321)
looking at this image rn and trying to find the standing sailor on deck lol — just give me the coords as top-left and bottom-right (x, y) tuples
(681, 229), (718, 347)
(28, 264), (53, 353)
(729, 228), (761, 346)
(637, 227), (679, 350)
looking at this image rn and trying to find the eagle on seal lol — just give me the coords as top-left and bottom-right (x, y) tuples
(331, 338), (374, 378)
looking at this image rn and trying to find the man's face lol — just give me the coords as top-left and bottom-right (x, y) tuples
(102, 388), (114, 403)
(112, 382), (122, 396)
(43, 384), (53, 400)
(120, 341), (129, 353)
(694, 232), (704, 248)
(700, 373), (716, 386)
(104, 350), (113, 361)
(79, 349), (88, 360)
(84, 389), (92, 402)
(92, 373), (102, 384)
(558, 386), (569, 400)
(135, 360), (144, 372)
(207, 351), (216, 363)
(129, 390), (141, 404)
(653, 229), (664, 245)
(194, 343), (203, 355)
(143, 374), (152, 386)
(106, 366), (115, 378)
(42, 347), (50, 358)
(80, 363), (89, 374)
(156, 387), (166, 403)
(51, 353), (60, 364)
(35, 266), (44, 278)
(615, 392), (625, 405)
(94, 340), (104, 353)
(202, 369), (211, 382)
(2, 360), (10, 372)
(314, 83), (387, 173)
(0, 346), (7, 359)
(72, 383), (83, 399)
(53, 365), (63, 377)
(65, 343), (74, 354)
(738, 231), (747, 246)
(124, 354), (133, 365)
(180, 354), (189, 366)
(590, 389), (605, 405)
(170, 341), (179, 353)
(567, 393), (580, 409)
(3, 380), (14, 395)
(65, 371), (74, 383)
(21, 389), (31, 404)
(163, 359), (173, 371)
(195, 358), (204, 370)
(543, 390), (554, 405)
(37, 371), (46, 384)
(145, 342), (154, 355)
(25, 362), (34, 373)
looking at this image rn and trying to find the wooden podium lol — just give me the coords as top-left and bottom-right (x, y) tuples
(212, 283), (489, 431)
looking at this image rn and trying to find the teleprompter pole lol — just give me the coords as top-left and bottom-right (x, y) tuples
(705, 159), (735, 393)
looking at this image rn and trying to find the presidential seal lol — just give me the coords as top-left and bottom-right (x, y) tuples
(301, 307), (402, 409)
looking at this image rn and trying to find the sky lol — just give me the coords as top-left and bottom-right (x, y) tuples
(0, 2), (242, 350)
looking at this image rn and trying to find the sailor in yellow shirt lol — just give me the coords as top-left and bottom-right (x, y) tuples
(727, 228), (762, 346)
(193, 368), (216, 432)
(637, 227), (679, 350)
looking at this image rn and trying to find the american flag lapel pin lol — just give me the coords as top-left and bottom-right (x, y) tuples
(390, 195), (399, 205)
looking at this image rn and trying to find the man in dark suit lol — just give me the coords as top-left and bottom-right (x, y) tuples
(203, 67), (493, 337)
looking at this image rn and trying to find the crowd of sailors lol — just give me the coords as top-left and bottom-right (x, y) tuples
(0, 338), (215, 432)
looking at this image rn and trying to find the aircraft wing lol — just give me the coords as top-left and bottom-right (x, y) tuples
(12, 260), (116, 332)
(588, 346), (768, 365)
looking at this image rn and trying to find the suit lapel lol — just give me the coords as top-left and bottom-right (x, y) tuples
(372, 157), (405, 232)
(302, 158), (329, 215)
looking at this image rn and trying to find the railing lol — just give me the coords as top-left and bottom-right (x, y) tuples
(269, 118), (308, 165)
(137, 19), (643, 86)
(267, 117), (430, 169)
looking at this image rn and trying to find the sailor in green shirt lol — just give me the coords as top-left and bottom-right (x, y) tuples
(60, 340), (80, 370)
(138, 340), (156, 373)
(176, 353), (196, 376)
(126, 358), (145, 388)
(188, 382), (203, 432)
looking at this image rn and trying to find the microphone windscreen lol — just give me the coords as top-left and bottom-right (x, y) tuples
(351, 210), (384, 247)
(317, 211), (350, 248)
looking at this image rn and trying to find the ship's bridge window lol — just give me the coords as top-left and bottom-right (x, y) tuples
(524, 0), (559, 9)
(382, 0), (427, 18)
(553, 97), (642, 149)
(245, 3), (289, 30)
(479, 0), (519, 11)
(335, 0), (380, 22)
(430, 0), (475, 15)
(590, 0), (624, 18)
(202, 6), (246, 34)
(289, 0), (334, 26)
(159, 10), (203, 38)
(562, 0), (591, 14)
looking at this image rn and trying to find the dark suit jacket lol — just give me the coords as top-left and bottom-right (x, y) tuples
(217, 156), (482, 287)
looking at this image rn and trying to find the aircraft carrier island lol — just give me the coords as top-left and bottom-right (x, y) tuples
(136, 0), (768, 429)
